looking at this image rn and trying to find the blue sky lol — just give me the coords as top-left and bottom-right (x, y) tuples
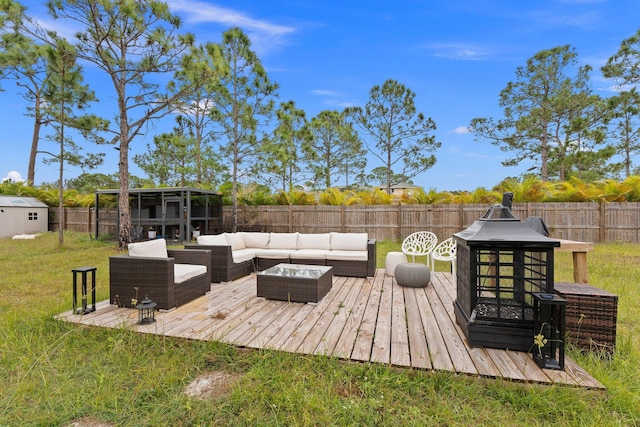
(2, 0), (640, 191)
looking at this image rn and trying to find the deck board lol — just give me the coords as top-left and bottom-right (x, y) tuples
(332, 276), (374, 359)
(404, 288), (432, 370)
(350, 270), (384, 362)
(370, 273), (394, 364)
(56, 269), (604, 390)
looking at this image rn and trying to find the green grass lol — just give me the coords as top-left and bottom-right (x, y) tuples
(1, 232), (639, 426)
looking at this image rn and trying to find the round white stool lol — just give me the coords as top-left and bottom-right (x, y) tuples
(385, 252), (407, 276)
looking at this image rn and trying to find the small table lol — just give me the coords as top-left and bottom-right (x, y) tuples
(555, 239), (593, 283)
(257, 263), (333, 303)
(72, 266), (97, 315)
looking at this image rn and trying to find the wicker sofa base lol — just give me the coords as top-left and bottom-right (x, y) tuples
(290, 258), (326, 266)
(554, 282), (618, 352)
(226, 259), (256, 282)
(257, 257), (288, 271)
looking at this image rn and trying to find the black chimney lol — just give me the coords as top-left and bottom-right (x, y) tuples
(501, 192), (513, 211)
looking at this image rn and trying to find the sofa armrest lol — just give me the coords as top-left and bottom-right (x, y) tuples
(168, 248), (210, 267)
(109, 255), (175, 308)
(367, 239), (377, 277)
(184, 244), (233, 264)
(110, 255), (175, 282)
(184, 244), (235, 282)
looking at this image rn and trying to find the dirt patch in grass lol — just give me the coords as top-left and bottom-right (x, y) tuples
(334, 382), (365, 399)
(184, 370), (241, 400)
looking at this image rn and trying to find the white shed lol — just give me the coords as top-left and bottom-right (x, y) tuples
(0, 196), (49, 238)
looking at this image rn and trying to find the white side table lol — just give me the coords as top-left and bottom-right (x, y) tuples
(385, 252), (407, 276)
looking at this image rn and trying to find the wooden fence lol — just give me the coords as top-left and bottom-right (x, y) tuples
(49, 202), (640, 243)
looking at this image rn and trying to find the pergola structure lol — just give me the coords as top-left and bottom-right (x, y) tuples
(94, 187), (223, 244)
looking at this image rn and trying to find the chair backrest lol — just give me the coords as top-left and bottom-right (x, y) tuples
(433, 237), (456, 259)
(401, 231), (438, 257)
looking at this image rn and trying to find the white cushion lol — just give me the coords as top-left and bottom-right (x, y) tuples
(330, 232), (368, 251)
(225, 233), (246, 250)
(298, 233), (331, 250)
(290, 249), (330, 260)
(231, 248), (258, 264)
(174, 263), (207, 284)
(197, 234), (228, 246)
(255, 249), (296, 259)
(128, 238), (168, 258)
(326, 250), (368, 261)
(241, 232), (270, 248)
(268, 232), (299, 249)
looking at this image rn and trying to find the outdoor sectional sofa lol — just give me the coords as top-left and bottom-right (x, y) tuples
(109, 238), (211, 310)
(184, 232), (376, 282)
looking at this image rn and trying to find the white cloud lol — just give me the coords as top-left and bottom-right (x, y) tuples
(453, 126), (470, 134)
(167, 0), (295, 37)
(2, 171), (25, 183)
(597, 82), (639, 93)
(166, 0), (296, 56)
(557, 0), (605, 4)
(311, 89), (340, 97)
(170, 0), (292, 34)
(424, 42), (489, 61)
(447, 146), (492, 159)
(528, 9), (600, 28)
(310, 89), (357, 109)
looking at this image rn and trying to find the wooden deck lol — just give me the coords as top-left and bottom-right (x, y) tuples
(57, 270), (604, 390)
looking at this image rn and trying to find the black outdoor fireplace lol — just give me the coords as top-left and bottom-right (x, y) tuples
(453, 202), (560, 352)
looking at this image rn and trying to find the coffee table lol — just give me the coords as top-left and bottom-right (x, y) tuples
(257, 263), (333, 303)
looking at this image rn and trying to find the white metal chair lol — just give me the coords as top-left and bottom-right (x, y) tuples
(401, 231), (438, 269)
(431, 237), (457, 273)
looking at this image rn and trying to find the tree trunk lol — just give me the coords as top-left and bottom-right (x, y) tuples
(28, 97), (43, 186)
(118, 102), (131, 249)
(540, 126), (549, 181)
(58, 94), (65, 247)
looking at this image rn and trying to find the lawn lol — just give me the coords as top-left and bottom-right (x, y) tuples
(1, 232), (639, 426)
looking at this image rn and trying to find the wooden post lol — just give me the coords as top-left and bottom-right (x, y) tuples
(556, 240), (593, 284)
(397, 204), (402, 241)
(599, 201), (606, 244)
(289, 204), (293, 233)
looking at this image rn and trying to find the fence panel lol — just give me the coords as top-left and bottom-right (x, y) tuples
(292, 206), (344, 233)
(604, 202), (640, 243)
(52, 202), (640, 244)
(528, 202), (601, 242)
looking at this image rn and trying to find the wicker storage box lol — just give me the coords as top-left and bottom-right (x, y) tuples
(554, 282), (617, 352)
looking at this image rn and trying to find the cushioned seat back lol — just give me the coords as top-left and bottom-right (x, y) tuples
(330, 232), (368, 251)
(298, 233), (331, 250)
(269, 232), (299, 249)
(197, 234), (228, 246)
(242, 232), (270, 248)
(225, 233), (246, 250)
(128, 238), (168, 258)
